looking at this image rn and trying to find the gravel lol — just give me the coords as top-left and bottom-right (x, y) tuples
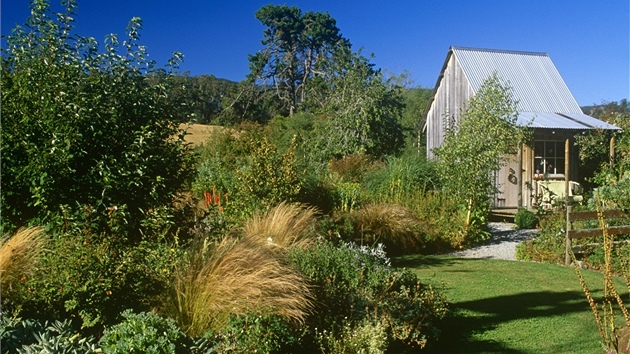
(447, 222), (539, 261)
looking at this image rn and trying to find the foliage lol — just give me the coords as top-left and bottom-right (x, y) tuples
(434, 72), (530, 234)
(514, 207), (538, 230)
(191, 127), (305, 224)
(0, 0), (195, 237)
(577, 100), (630, 188)
(515, 209), (566, 263)
(0, 227), (46, 304)
(400, 87), (433, 153)
(288, 241), (447, 351)
(570, 197), (630, 354)
(248, 4), (349, 115)
(314, 316), (388, 354)
(98, 310), (187, 354)
(8, 224), (182, 334)
(0, 314), (99, 353)
(363, 153), (439, 205)
(235, 135), (304, 213)
(308, 49), (406, 161)
(195, 314), (303, 354)
(159, 228), (313, 337)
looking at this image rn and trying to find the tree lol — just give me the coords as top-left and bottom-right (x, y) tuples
(308, 49), (405, 161)
(1, 0), (195, 236)
(248, 4), (350, 115)
(577, 100), (630, 187)
(434, 72), (530, 232)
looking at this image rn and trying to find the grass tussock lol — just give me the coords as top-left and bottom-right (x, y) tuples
(354, 203), (426, 255)
(162, 234), (313, 337)
(242, 202), (318, 251)
(1, 226), (46, 294)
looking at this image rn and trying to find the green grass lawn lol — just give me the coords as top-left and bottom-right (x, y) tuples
(395, 255), (630, 354)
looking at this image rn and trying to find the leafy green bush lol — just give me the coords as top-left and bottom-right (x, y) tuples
(99, 310), (187, 354)
(196, 314), (304, 353)
(9, 226), (182, 334)
(514, 207), (538, 229)
(288, 241), (447, 350)
(515, 210), (566, 263)
(1, 1), (194, 237)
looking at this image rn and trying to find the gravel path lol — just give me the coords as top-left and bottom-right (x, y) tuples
(448, 222), (539, 260)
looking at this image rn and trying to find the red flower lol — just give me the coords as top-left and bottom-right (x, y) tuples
(203, 190), (211, 207)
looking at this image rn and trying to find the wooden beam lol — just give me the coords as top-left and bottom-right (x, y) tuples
(569, 226), (630, 239)
(569, 209), (630, 222)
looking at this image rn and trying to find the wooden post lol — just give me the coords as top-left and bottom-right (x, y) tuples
(565, 138), (572, 266)
(517, 144), (523, 207)
(610, 135), (616, 168)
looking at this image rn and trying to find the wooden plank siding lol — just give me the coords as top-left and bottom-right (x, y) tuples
(426, 53), (474, 159)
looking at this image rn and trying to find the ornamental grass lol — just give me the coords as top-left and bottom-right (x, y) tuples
(0, 227), (46, 297)
(353, 203), (427, 255)
(161, 203), (315, 337)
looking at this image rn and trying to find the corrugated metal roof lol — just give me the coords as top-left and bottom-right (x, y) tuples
(517, 112), (621, 130)
(452, 46), (584, 114)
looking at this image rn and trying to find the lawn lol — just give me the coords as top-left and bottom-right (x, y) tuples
(396, 255), (630, 354)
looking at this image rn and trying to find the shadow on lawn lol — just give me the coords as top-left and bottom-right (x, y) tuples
(421, 289), (591, 353)
(393, 254), (460, 268)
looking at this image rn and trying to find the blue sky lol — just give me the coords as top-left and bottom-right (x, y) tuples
(2, 1), (628, 106)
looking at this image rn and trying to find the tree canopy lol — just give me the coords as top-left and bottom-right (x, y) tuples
(435, 72), (530, 227)
(248, 4), (350, 115)
(1, 0), (195, 236)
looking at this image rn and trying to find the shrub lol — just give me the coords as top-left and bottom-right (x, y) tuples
(515, 209), (566, 263)
(99, 310), (187, 354)
(514, 207), (538, 229)
(1, 1), (195, 236)
(159, 234), (313, 337)
(288, 241), (447, 350)
(0, 227), (46, 305)
(409, 191), (483, 251)
(9, 228), (182, 334)
(196, 314), (303, 353)
(314, 316), (388, 354)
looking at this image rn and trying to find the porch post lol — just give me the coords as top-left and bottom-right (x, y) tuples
(565, 138), (572, 266)
(518, 144), (523, 207)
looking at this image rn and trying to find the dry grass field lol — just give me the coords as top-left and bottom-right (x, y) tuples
(179, 123), (223, 147)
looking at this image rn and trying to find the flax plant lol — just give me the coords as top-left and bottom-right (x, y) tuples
(1, 227), (46, 298)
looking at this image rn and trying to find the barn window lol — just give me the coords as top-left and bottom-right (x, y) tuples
(534, 141), (565, 177)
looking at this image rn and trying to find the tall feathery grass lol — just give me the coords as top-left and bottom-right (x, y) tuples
(1, 227), (46, 298)
(242, 202), (318, 250)
(161, 203), (317, 337)
(353, 203), (427, 255)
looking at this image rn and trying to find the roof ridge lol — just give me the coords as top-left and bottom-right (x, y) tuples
(450, 46), (549, 57)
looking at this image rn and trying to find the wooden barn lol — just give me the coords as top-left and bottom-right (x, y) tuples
(424, 46), (620, 209)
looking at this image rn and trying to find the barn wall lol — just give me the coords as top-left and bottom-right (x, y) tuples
(426, 52), (474, 159)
